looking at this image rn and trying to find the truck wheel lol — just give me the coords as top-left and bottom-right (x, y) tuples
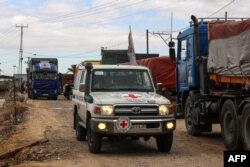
(75, 113), (87, 141)
(87, 120), (102, 153)
(241, 103), (250, 150)
(184, 96), (201, 136)
(221, 99), (242, 150)
(54, 96), (58, 100)
(155, 132), (173, 152)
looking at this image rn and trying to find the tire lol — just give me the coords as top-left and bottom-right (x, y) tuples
(87, 120), (102, 153)
(241, 103), (250, 150)
(184, 96), (201, 136)
(75, 113), (87, 141)
(54, 96), (58, 100)
(221, 99), (242, 150)
(156, 132), (173, 152)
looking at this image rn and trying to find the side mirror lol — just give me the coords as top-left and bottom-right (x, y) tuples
(156, 83), (163, 95)
(169, 48), (176, 61)
(29, 74), (32, 79)
(79, 83), (85, 92)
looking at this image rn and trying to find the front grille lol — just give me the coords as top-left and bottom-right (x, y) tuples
(114, 105), (158, 116)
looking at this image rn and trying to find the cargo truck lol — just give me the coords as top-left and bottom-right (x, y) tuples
(26, 58), (59, 100)
(175, 15), (250, 150)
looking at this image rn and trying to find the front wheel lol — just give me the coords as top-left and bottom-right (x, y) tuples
(241, 103), (250, 150)
(155, 132), (173, 152)
(87, 120), (102, 153)
(221, 99), (242, 150)
(184, 96), (201, 136)
(75, 113), (87, 141)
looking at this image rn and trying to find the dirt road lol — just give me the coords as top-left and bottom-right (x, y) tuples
(0, 96), (225, 167)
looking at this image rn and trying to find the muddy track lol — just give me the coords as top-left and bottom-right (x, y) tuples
(0, 95), (225, 167)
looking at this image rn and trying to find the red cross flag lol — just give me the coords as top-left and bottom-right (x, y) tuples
(127, 26), (137, 65)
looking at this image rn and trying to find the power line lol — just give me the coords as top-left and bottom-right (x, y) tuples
(42, 0), (145, 24)
(208, 0), (235, 17)
(0, 30), (19, 46)
(40, 0), (130, 23)
(0, 28), (15, 41)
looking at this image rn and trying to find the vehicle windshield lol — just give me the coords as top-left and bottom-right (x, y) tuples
(91, 69), (154, 92)
(33, 72), (57, 80)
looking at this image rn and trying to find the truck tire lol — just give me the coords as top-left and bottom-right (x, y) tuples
(155, 132), (173, 152)
(75, 113), (87, 141)
(184, 96), (201, 136)
(241, 103), (250, 150)
(221, 99), (242, 150)
(87, 120), (102, 153)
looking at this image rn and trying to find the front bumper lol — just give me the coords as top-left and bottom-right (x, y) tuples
(34, 90), (58, 97)
(90, 117), (175, 135)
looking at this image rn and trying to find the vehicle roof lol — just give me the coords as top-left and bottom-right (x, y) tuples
(78, 64), (149, 70)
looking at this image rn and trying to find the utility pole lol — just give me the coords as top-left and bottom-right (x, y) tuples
(13, 65), (16, 76)
(16, 24), (28, 86)
(146, 29), (149, 54)
(152, 12), (175, 60)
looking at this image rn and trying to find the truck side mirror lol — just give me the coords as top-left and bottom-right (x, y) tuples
(169, 48), (176, 61)
(79, 83), (85, 92)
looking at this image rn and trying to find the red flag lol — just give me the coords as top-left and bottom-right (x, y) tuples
(127, 26), (137, 65)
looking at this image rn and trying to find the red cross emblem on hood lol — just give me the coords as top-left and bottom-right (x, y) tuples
(124, 93), (141, 99)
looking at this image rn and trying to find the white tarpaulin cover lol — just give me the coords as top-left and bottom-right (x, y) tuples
(207, 19), (250, 76)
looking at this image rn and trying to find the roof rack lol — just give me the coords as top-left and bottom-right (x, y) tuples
(198, 17), (250, 23)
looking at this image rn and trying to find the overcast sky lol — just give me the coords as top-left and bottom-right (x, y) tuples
(0, 0), (249, 75)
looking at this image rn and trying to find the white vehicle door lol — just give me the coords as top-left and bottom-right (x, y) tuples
(78, 70), (87, 124)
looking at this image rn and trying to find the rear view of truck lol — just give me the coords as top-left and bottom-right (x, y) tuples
(176, 16), (250, 150)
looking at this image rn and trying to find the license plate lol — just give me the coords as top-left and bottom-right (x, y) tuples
(42, 94), (49, 96)
(132, 124), (146, 129)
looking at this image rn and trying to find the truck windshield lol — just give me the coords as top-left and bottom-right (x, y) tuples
(33, 72), (57, 80)
(91, 69), (154, 92)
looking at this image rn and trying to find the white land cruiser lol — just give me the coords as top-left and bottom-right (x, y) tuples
(72, 63), (175, 153)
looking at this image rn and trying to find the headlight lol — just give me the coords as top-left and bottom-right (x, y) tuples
(159, 105), (169, 115)
(101, 105), (113, 115)
(33, 89), (37, 94)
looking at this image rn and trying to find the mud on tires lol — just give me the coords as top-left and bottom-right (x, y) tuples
(75, 112), (87, 141)
(87, 120), (102, 153)
(184, 96), (201, 136)
(221, 99), (242, 150)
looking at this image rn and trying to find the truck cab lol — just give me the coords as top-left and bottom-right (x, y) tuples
(72, 64), (175, 153)
(176, 22), (208, 116)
